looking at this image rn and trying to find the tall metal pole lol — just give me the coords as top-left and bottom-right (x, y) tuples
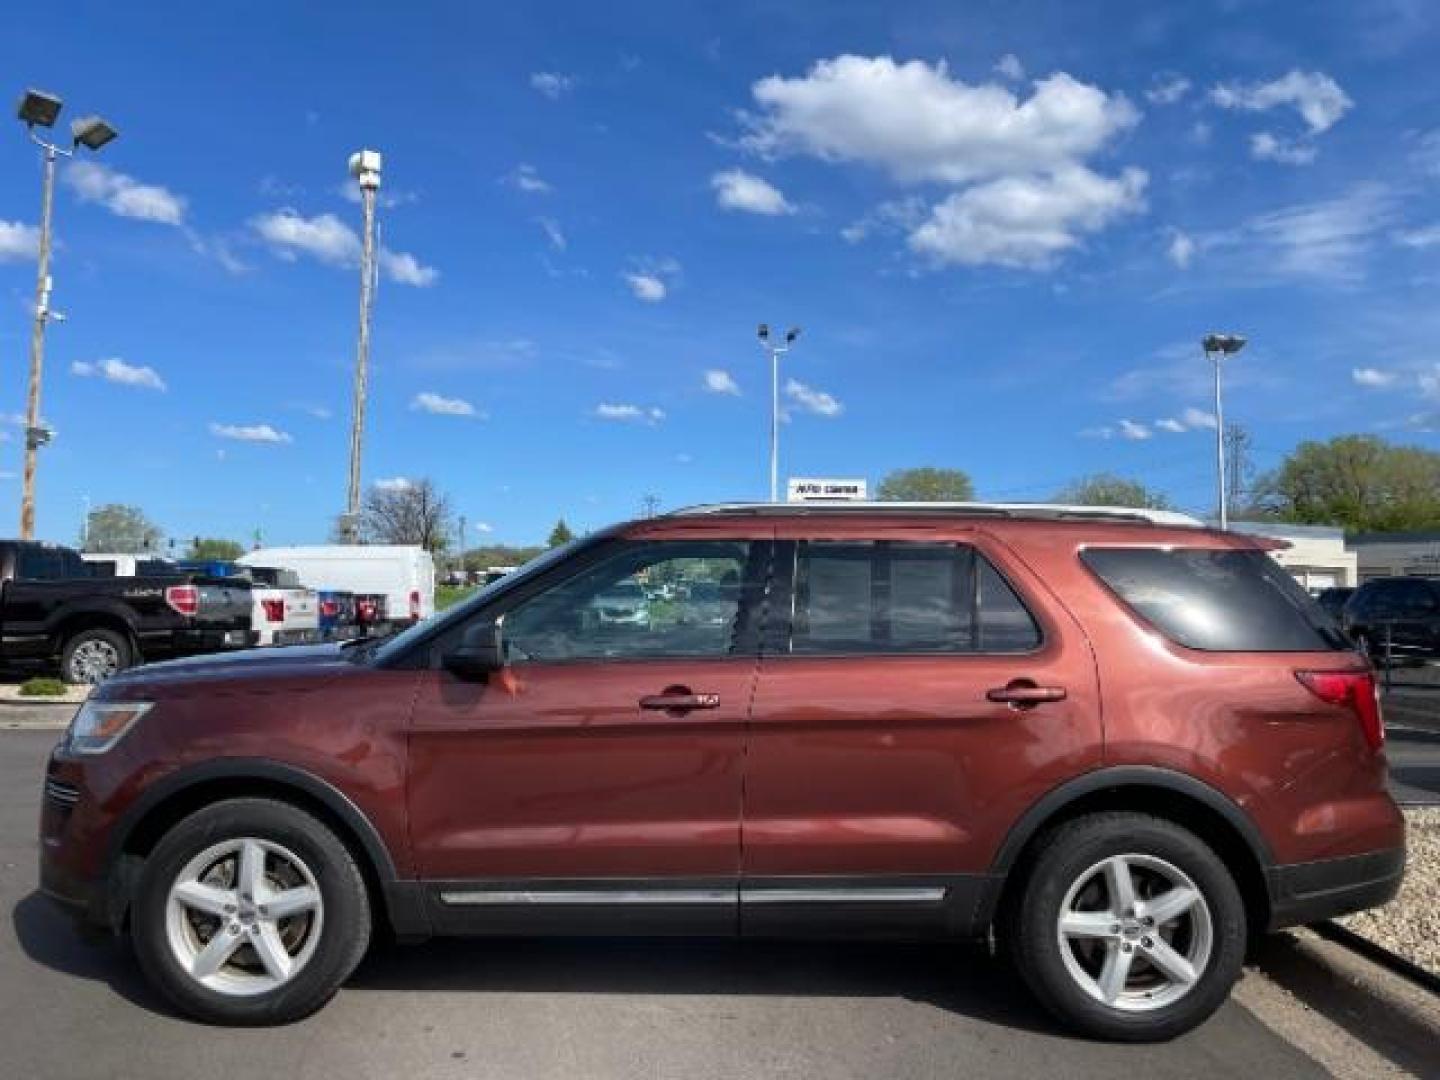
(769, 345), (779, 502)
(1212, 350), (1227, 530)
(343, 151), (382, 542)
(19, 145), (58, 540)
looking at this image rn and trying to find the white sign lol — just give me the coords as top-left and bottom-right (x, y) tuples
(787, 477), (868, 502)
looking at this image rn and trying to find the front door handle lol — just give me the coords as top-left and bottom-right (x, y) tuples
(639, 691), (721, 713)
(986, 680), (1067, 708)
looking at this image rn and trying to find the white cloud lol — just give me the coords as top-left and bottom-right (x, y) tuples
(994, 53), (1024, 81)
(1147, 74), (1191, 105)
(595, 403), (665, 423)
(1167, 229), (1196, 268)
(0, 220), (39, 262)
(473, 521), (495, 534)
(625, 272), (667, 301)
(1154, 417), (1186, 433)
(251, 209), (437, 286)
(530, 72), (574, 99)
(785, 378), (843, 417)
(840, 196), (928, 244)
(379, 249), (439, 286)
(1238, 185), (1392, 280)
(1079, 425), (1115, 440)
(703, 369), (741, 395)
(374, 477), (413, 491)
(507, 164), (551, 193)
(70, 357), (166, 391)
(1395, 224), (1440, 249)
(1182, 407), (1218, 430)
(1422, 367), (1440, 401)
(740, 56), (1139, 185)
(1352, 367), (1398, 388)
(209, 422), (292, 444)
(537, 216), (566, 251)
(1118, 419), (1151, 440)
(710, 169), (795, 215)
(908, 165), (1147, 268)
(411, 391), (479, 417)
(1211, 70), (1353, 134)
(63, 161), (186, 225)
(1250, 131), (1317, 166)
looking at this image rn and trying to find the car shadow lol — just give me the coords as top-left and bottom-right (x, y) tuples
(14, 890), (1062, 1037)
(347, 934), (1066, 1037)
(11, 892), (184, 1019)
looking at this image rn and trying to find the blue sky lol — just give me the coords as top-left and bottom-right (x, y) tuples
(2, 0), (1439, 548)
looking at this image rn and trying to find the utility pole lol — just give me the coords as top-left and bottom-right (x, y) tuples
(342, 149), (382, 543)
(640, 494), (660, 518)
(756, 324), (801, 502)
(13, 90), (117, 539)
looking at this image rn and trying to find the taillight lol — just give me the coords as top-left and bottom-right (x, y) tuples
(320, 599), (339, 618)
(1296, 669), (1384, 751)
(409, 589), (421, 620)
(357, 599), (377, 624)
(261, 598), (285, 623)
(165, 585), (199, 616)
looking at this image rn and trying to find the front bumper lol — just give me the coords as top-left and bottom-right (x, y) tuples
(1266, 846), (1405, 929)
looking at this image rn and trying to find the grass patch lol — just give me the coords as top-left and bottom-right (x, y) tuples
(436, 585), (479, 611)
(19, 677), (69, 697)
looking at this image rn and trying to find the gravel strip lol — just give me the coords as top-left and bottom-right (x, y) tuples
(1336, 807), (1440, 979)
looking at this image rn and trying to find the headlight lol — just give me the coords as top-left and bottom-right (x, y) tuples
(67, 701), (152, 755)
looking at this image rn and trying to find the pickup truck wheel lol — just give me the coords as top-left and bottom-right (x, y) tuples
(60, 627), (132, 685)
(131, 798), (371, 1025)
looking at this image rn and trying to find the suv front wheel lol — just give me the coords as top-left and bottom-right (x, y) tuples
(131, 798), (371, 1025)
(1008, 812), (1247, 1041)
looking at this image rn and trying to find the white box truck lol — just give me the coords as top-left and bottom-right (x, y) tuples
(239, 545), (436, 631)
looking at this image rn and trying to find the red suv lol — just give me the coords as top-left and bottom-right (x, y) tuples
(39, 504), (1404, 1039)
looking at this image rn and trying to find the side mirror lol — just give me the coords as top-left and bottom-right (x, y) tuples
(443, 620), (504, 681)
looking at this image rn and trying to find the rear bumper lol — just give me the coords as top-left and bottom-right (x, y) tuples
(1266, 846), (1405, 929)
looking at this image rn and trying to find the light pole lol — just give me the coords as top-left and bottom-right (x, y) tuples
(14, 89), (117, 540)
(342, 149), (382, 543)
(756, 323), (800, 502)
(1202, 332), (1247, 530)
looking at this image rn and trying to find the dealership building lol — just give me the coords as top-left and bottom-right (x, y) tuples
(1226, 521), (1359, 590)
(1347, 530), (1440, 581)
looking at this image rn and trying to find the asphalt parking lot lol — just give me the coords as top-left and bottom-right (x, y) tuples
(0, 729), (1344, 1080)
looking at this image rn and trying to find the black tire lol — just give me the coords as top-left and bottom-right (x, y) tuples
(60, 626), (133, 685)
(131, 798), (371, 1025)
(1007, 812), (1247, 1042)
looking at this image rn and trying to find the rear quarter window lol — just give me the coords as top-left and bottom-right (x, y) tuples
(1081, 547), (1349, 652)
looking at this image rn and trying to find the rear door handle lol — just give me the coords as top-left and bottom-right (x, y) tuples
(986, 681), (1067, 707)
(639, 692), (721, 712)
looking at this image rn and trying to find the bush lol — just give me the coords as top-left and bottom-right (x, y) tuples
(19, 677), (69, 698)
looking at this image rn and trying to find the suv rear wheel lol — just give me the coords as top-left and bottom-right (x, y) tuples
(131, 798), (371, 1025)
(1008, 812), (1247, 1041)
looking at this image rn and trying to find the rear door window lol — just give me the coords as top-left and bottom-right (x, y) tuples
(1081, 547), (1349, 652)
(787, 541), (1040, 655)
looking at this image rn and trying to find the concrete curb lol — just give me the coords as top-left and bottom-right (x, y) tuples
(1313, 921), (1440, 997)
(1246, 927), (1440, 1077)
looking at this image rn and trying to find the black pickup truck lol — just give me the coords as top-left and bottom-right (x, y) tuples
(0, 541), (252, 683)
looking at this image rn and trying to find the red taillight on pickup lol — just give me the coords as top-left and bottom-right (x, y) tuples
(409, 589), (421, 621)
(356, 598), (378, 624)
(1296, 669), (1384, 751)
(320, 599), (339, 619)
(261, 598), (286, 623)
(165, 585), (199, 616)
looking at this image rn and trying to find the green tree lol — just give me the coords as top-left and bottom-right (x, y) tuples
(187, 537), (245, 561)
(1253, 435), (1440, 532)
(1053, 473), (1174, 510)
(548, 519), (576, 548)
(876, 467), (975, 502)
(82, 504), (162, 554)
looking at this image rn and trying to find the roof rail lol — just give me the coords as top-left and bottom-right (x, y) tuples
(664, 501), (1204, 527)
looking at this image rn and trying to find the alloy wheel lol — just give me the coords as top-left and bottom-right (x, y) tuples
(164, 837), (324, 997)
(1055, 853), (1214, 1012)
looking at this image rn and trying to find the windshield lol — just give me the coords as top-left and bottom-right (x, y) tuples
(364, 537), (593, 666)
